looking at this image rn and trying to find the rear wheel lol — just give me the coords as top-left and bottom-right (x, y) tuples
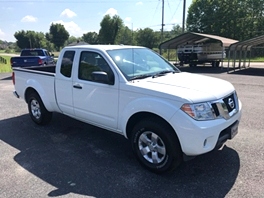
(212, 61), (220, 67)
(131, 118), (182, 173)
(27, 92), (52, 125)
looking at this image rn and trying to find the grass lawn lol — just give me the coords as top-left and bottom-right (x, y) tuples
(0, 55), (12, 73)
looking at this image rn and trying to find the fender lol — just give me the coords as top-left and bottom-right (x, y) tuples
(119, 97), (182, 138)
(25, 78), (59, 112)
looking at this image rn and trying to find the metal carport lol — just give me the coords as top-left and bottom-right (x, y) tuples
(159, 32), (238, 68)
(227, 35), (264, 72)
(159, 32), (238, 49)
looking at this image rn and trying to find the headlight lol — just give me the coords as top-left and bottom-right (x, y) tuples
(181, 102), (215, 121)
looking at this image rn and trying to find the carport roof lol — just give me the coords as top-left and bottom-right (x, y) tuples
(159, 32), (238, 49)
(229, 34), (264, 50)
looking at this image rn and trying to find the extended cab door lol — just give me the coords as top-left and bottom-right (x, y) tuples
(55, 50), (76, 116)
(72, 50), (119, 130)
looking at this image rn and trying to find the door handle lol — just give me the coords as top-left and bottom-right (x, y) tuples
(73, 84), (82, 89)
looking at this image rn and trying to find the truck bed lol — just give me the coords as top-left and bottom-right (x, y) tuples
(23, 65), (56, 73)
(13, 64), (59, 113)
(13, 65), (56, 76)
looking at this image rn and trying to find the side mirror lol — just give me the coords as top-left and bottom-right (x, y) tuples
(91, 71), (114, 85)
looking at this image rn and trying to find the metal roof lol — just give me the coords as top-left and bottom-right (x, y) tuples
(229, 34), (264, 50)
(227, 34), (264, 71)
(159, 32), (238, 49)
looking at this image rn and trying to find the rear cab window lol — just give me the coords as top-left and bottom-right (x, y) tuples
(60, 50), (75, 78)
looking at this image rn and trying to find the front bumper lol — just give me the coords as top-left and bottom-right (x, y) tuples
(214, 120), (239, 150)
(170, 99), (242, 156)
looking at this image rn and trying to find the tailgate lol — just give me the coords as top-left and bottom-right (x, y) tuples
(11, 57), (40, 67)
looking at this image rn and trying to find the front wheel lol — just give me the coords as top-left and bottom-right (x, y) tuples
(27, 92), (52, 125)
(131, 118), (182, 173)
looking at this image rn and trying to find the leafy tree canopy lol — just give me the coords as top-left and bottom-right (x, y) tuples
(48, 23), (69, 51)
(98, 15), (124, 44)
(116, 26), (134, 45)
(187, 0), (264, 40)
(82, 32), (99, 44)
(14, 30), (51, 50)
(136, 28), (159, 49)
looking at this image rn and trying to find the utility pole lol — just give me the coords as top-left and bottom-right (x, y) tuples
(182, 0), (186, 33)
(161, 0), (165, 42)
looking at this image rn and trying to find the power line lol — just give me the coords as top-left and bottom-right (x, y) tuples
(150, 0), (161, 26)
(170, 0), (182, 22)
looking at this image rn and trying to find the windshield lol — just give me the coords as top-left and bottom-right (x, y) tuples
(107, 48), (180, 81)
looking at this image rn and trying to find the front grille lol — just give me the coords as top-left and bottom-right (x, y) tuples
(223, 93), (236, 112)
(210, 92), (239, 120)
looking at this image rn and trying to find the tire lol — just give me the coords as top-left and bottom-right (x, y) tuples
(131, 118), (182, 173)
(212, 61), (219, 67)
(189, 63), (197, 67)
(27, 92), (52, 125)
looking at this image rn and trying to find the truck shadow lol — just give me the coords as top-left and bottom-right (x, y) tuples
(0, 73), (12, 80)
(177, 66), (229, 74)
(0, 113), (240, 198)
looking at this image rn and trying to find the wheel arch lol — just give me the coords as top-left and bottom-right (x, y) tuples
(126, 112), (180, 143)
(25, 87), (39, 103)
(24, 87), (52, 111)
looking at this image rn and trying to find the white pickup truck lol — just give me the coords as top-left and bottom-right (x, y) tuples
(12, 45), (242, 173)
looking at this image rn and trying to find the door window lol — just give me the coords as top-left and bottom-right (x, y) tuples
(78, 51), (114, 83)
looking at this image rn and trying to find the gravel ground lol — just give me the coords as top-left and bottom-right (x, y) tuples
(0, 65), (263, 198)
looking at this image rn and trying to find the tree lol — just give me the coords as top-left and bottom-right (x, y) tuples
(14, 30), (30, 49)
(65, 36), (80, 45)
(171, 24), (183, 36)
(48, 23), (69, 51)
(186, 0), (264, 41)
(14, 30), (49, 49)
(115, 26), (134, 45)
(98, 15), (124, 44)
(82, 32), (99, 44)
(135, 28), (159, 49)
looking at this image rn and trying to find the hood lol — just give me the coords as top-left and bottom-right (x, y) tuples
(126, 72), (235, 103)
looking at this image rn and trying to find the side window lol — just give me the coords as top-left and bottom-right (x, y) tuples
(78, 51), (114, 83)
(60, 51), (75, 78)
(45, 51), (51, 56)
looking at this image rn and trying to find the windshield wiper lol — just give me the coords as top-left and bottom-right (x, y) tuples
(130, 70), (176, 81)
(130, 74), (153, 80)
(152, 70), (175, 78)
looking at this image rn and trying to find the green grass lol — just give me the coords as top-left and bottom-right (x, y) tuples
(250, 57), (264, 62)
(0, 55), (12, 73)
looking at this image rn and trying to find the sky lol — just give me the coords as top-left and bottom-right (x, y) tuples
(0, 0), (192, 42)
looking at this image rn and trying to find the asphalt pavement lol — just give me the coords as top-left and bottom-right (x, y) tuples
(0, 65), (263, 198)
